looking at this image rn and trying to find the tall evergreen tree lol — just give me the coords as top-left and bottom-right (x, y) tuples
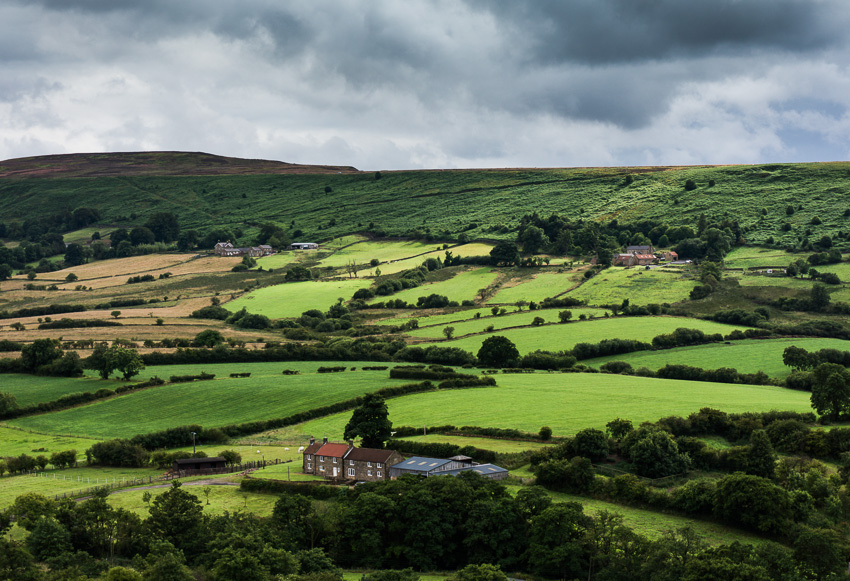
(343, 393), (392, 449)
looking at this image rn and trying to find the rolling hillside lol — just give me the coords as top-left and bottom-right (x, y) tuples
(1, 153), (849, 244)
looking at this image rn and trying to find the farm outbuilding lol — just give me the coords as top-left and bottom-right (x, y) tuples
(291, 242), (319, 250)
(172, 457), (227, 473)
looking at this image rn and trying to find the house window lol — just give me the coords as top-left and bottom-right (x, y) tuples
(307, 454), (312, 460)
(348, 468), (355, 477)
(307, 463), (312, 470)
(349, 460), (354, 465)
(318, 456), (324, 462)
(367, 461), (372, 467)
(319, 466), (325, 472)
(377, 463), (382, 468)
(367, 470), (373, 477)
(333, 457), (338, 463)
(377, 471), (382, 478)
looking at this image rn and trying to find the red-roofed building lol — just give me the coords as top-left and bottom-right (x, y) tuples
(634, 254), (656, 265)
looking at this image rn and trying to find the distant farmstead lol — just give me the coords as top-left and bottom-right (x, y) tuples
(214, 241), (275, 257)
(290, 242), (319, 250)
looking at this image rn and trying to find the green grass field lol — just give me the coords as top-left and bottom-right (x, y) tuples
(317, 240), (442, 268)
(369, 267), (498, 305)
(0, 466), (163, 507)
(106, 480), (279, 517)
(425, 316), (749, 355)
(1, 374), (115, 407)
(406, 308), (603, 339)
(585, 337), (850, 377)
(9, 364), (410, 439)
(565, 267), (697, 306)
(0, 426), (101, 458)
(397, 434), (551, 453)
(224, 278), (372, 318)
(372, 307), (495, 327)
(254, 252), (300, 269)
(540, 488), (767, 546)
(723, 247), (800, 269)
(369, 243), (496, 276)
(487, 272), (580, 304)
(261, 372), (812, 441)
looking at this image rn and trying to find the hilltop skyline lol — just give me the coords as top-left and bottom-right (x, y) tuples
(1, 0), (849, 170)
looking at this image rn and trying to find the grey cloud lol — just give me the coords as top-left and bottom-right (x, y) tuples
(474, 0), (850, 65)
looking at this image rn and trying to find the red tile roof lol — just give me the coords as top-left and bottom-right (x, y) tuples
(316, 443), (350, 458)
(635, 254), (655, 260)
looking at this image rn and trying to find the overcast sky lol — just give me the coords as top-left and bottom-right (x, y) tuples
(2, 0), (849, 170)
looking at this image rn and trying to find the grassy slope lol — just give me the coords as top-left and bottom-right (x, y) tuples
(224, 278), (372, 318)
(2, 159), (850, 245)
(566, 267), (697, 306)
(9, 364), (409, 438)
(2, 374), (112, 406)
(488, 272), (581, 304)
(424, 316), (749, 355)
(262, 372), (812, 440)
(0, 426), (101, 458)
(369, 267), (499, 305)
(585, 337), (850, 377)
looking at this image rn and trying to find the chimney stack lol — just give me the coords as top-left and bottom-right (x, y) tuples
(309, 436), (315, 445)
(323, 436), (328, 444)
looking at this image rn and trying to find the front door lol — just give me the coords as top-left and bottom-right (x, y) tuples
(333, 467), (338, 477)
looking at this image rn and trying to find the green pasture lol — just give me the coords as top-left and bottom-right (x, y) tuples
(724, 247), (800, 269)
(397, 434), (551, 453)
(426, 316), (749, 355)
(541, 489), (767, 546)
(367, 243), (496, 276)
(168, 443), (305, 464)
(487, 272), (580, 304)
(317, 240), (441, 268)
(0, 426), (100, 459)
(9, 364), (409, 439)
(732, 273), (813, 289)
(406, 308), (602, 339)
(107, 481), (279, 518)
(224, 278), (372, 318)
(0, 466), (162, 507)
(131, 360), (402, 382)
(566, 267), (696, 306)
(253, 462), (324, 481)
(369, 267), (498, 305)
(1, 374), (113, 407)
(254, 252), (300, 270)
(585, 337), (850, 377)
(62, 227), (114, 244)
(262, 372), (812, 441)
(372, 307), (494, 327)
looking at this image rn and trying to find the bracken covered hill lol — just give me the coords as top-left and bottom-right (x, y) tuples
(0, 151), (360, 178)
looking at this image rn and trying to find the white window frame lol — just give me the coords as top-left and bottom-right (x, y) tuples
(349, 459), (354, 465)
(377, 471), (382, 478)
(377, 462), (382, 468)
(367, 470), (373, 477)
(333, 457), (338, 464)
(319, 466), (325, 472)
(348, 468), (355, 477)
(307, 463), (312, 470)
(367, 461), (372, 467)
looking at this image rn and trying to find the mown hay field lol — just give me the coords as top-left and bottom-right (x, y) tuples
(9, 363), (409, 439)
(585, 337), (850, 377)
(362, 242), (496, 276)
(565, 267), (696, 306)
(369, 267), (499, 305)
(426, 316), (749, 355)
(26, 254), (204, 282)
(224, 278), (372, 318)
(487, 271), (582, 304)
(265, 372), (812, 439)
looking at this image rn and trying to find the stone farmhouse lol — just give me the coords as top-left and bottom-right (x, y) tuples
(301, 438), (403, 483)
(301, 440), (508, 482)
(213, 241), (275, 257)
(612, 243), (668, 266)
